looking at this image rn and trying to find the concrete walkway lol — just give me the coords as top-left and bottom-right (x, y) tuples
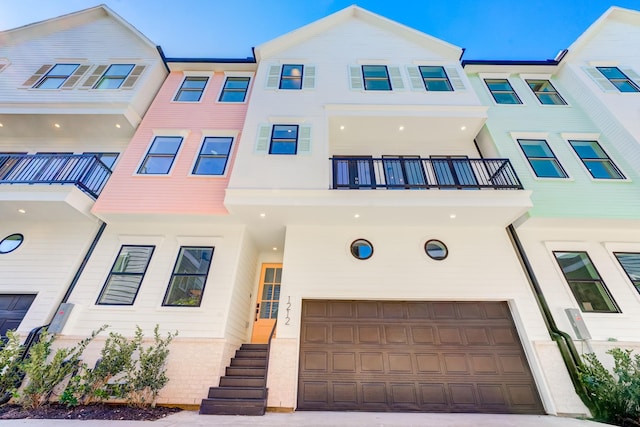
(0, 411), (612, 426)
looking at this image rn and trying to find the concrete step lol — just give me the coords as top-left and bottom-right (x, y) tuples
(208, 386), (267, 399)
(230, 357), (267, 367)
(226, 366), (266, 377)
(200, 398), (266, 416)
(219, 376), (266, 388)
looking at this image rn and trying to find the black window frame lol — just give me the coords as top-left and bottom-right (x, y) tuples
(137, 136), (183, 175)
(553, 250), (620, 313)
(362, 65), (391, 91)
(35, 64), (80, 89)
(568, 139), (625, 180)
(96, 245), (155, 306)
(174, 76), (209, 102)
(613, 252), (640, 295)
(269, 124), (299, 155)
(93, 64), (135, 90)
(192, 136), (233, 175)
(484, 79), (523, 104)
(279, 64), (304, 90)
(419, 66), (453, 92)
(218, 76), (250, 102)
(162, 246), (214, 307)
(517, 139), (568, 178)
(526, 79), (567, 105)
(597, 67), (640, 93)
(0, 233), (24, 254)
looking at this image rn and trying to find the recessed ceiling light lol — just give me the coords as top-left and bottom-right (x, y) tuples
(272, 247), (278, 251)
(0, 123), (4, 127)
(54, 123), (61, 128)
(354, 214), (360, 218)
(17, 209), (26, 214)
(398, 125), (405, 131)
(460, 126), (467, 131)
(449, 213), (457, 219)
(259, 213), (266, 218)
(115, 123), (121, 128)
(340, 125), (345, 130)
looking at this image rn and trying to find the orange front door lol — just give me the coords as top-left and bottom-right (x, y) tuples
(250, 263), (282, 344)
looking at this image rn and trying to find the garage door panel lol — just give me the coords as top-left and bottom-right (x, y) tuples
(298, 301), (544, 413)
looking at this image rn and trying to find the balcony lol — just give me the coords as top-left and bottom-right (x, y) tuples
(0, 153), (112, 199)
(331, 157), (523, 190)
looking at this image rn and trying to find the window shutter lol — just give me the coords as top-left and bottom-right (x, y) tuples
(621, 67), (640, 88)
(265, 65), (281, 89)
(22, 64), (53, 87)
(406, 66), (424, 91)
(121, 65), (146, 89)
(349, 65), (363, 90)
(388, 66), (404, 90)
(583, 67), (617, 92)
(255, 124), (271, 154)
(298, 125), (312, 154)
(81, 65), (108, 89)
(60, 64), (91, 89)
(302, 65), (316, 89)
(445, 66), (466, 91)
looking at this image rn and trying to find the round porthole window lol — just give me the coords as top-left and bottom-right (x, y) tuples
(351, 239), (373, 260)
(0, 234), (24, 254)
(425, 239), (448, 260)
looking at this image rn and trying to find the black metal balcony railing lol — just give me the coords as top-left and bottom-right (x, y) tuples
(332, 157), (523, 190)
(0, 153), (112, 199)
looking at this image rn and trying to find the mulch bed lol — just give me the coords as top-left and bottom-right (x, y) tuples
(0, 403), (181, 420)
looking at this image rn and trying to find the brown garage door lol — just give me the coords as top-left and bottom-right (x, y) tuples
(298, 300), (544, 413)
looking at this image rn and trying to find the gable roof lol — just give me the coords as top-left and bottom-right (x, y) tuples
(0, 4), (158, 51)
(564, 6), (640, 60)
(254, 5), (461, 61)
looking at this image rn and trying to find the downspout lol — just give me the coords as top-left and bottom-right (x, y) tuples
(506, 224), (594, 411)
(60, 221), (107, 304)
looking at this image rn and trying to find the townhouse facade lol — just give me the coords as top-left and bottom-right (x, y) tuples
(2, 3), (640, 419)
(0, 6), (166, 336)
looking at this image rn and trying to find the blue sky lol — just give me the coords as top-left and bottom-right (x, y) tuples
(1, 0), (640, 60)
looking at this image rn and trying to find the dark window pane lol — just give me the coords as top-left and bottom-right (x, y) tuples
(97, 245), (154, 306)
(163, 247), (213, 307)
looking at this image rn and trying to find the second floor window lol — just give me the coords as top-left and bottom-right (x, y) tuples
(568, 140), (624, 180)
(219, 77), (250, 102)
(362, 65), (391, 91)
(597, 67), (640, 93)
(526, 80), (567, 105)
(485, 79), (522, 104)
(174, 76), (208, 101)
(192, 137), (233, 175)
(419, 66), (453, 91)
(138, 136), (183, 174)
(518, 139), (567, 178)
(35, 64), (79, 89)
(94, 64), (135, 89)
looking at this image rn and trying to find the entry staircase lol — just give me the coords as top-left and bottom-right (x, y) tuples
(199, 343), (269, 415)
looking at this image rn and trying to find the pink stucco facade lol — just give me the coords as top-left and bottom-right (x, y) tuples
(93, 71), (251, 216)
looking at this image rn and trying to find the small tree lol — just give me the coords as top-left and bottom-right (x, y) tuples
(19, 326), (107, 409)
(579, 348), (640, 426)
(0, 330), (24, 399)
(125, 325), (177, 407)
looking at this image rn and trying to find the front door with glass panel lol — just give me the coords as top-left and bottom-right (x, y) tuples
(251, 264), (282, 343)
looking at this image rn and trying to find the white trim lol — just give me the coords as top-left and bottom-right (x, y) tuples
(478, 72), (511, 79)
(267, 116), (307, 124)
(604, 243), (640, 305)
(482, 77), (526, 107)
(170, 74), (211, 104)
(223, 71), (255, 77)
(216, 74), (252, 104)
(518, 73), (553, 80)
(561, 135), (630, 182)
(510, 134), (573, 181)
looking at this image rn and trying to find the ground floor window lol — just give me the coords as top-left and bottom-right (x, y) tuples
(163, 246), (214, 307)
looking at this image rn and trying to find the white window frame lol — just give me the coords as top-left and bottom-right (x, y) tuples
(188, 130), (239, 178)
(172, 71), (213, 103)
(561, 133), (628, 182)
(134, 129), (190, 176)
(216, 71), (253, 104)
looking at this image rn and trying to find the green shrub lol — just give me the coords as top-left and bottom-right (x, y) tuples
(18, 326), (107, 409)
(0, 330), (24, 397)
(62, 331), (136, 406)
(579, 348), (640, 425)
(125, 325), (177, 408)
